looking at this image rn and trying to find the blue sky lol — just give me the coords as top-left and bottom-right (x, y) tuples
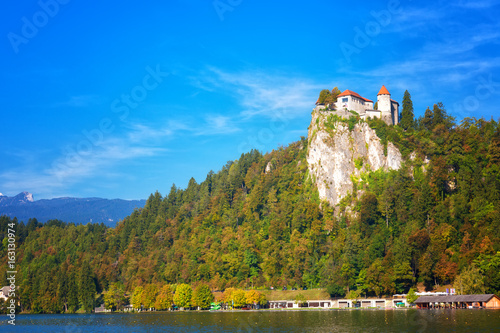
(1, 0), (500, 200)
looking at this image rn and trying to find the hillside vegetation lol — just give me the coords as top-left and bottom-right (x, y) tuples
(1, 102), (500, 313)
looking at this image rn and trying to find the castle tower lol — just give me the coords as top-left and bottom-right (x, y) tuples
(377, 85), (391, 113)
(377, 85), (397, 125)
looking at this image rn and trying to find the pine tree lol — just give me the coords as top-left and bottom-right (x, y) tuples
(422, 107), (433, 130)
(78, 261), (96, 313)
(67, 272), (79, 312)
(433, 103), (444, 127)
(400, 90), (415, 130)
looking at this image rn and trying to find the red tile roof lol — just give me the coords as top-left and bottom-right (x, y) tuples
(378, 85), (390, 95)
(337, 89), (373, 103)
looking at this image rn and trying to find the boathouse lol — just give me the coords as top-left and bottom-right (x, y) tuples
(268, 299), (334, 308)
(415, 294), (500, 309)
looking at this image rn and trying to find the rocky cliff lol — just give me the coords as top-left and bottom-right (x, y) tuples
(307, 111), (403, 207)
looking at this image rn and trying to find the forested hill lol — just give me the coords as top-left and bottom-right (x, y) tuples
(1, 107), (500, 313)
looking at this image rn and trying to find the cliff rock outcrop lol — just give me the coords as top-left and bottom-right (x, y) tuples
(307, 111), (402, 207)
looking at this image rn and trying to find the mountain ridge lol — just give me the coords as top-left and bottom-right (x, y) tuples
(0, 192), (146, 227)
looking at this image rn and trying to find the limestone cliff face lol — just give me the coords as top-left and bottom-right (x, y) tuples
(307, 111), (402, 207)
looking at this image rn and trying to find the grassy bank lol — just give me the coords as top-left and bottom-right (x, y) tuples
(260, 289), (330, 301)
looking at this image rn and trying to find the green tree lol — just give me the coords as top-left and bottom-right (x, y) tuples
(327, 283), (345, 297)
(432, 102), (455, 130)
(132, 286), (144, 309)
(360, 192), (379, 229)
(347, 290), (360, 307)
(258, 293), (268, 306)
(192, 284), (214, 309)
(453, 265), (486, 295)
(422, 107), (433, 131)
(104, 282), (127, 311)
(475, 251), (500, 294)
(366, 259), (384, 296)
(400, 90), (414, 130)
(78, 261), (96, 313)
(406, 287), (418, 305)
(67, 272), (79, 313)
(173, 284), (192, 309)
(433, 103), (444, 127)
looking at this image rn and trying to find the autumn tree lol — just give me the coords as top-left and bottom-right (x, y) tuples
(154, 285), (174, 310)
(324, 87), (341, 107)
(317, 89), (331, 104)
(232, 289), (247, 308)
(192, 284), (214, 309)
(132, 286), (144, 309)
(142, 284), (158, 309)
(245, 290), (261, 306)
(173, 284), (192, 309)
(104, 282), (127, 311)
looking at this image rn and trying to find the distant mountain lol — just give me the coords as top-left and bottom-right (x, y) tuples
(0, 192), (146, 227)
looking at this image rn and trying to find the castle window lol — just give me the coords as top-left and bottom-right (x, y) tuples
(342, 98), (348, 103)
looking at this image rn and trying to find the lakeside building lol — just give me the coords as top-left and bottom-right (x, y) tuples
(269, 298), (386, 309)
(269, 300), (333, 309)
(415, 294), (500, 309)
(269, 293), (500, 310)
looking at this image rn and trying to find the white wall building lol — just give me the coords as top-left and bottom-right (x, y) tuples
(334, 85), (399, 126)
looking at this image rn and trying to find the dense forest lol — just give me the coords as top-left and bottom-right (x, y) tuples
(1, 94), (500, 313)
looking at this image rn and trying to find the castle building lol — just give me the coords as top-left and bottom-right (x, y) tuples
(334, 85), (399, 125)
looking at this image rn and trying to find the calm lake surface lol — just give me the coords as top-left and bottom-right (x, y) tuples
(2, 309), (499, 332)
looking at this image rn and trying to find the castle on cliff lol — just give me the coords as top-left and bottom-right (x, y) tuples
(317, 85), (399, 126)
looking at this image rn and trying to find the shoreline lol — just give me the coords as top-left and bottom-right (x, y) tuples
(12, 307), (500, 316)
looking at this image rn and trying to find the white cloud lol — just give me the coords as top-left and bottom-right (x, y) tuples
(126, 123), (174, 142)
(0, 126), (168, 198)
(193, 67), (321, 119)
(196, 115), (240, 135)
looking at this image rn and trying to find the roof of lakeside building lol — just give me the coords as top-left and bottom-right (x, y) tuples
(337, 89), (373, 102)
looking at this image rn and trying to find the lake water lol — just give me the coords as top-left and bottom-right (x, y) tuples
(2, 308), (499, 332)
